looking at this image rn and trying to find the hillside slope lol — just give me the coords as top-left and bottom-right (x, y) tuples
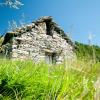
(75, 41), (100, 61)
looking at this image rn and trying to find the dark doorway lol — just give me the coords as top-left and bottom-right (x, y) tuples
(45, 52), (56, 64)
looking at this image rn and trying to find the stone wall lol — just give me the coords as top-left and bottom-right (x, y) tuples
(2, 16), (75, 64)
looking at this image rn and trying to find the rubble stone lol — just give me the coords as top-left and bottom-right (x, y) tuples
(1, 16), (75, 64)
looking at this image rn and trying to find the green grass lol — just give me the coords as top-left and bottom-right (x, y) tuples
(0, 59), (99, 100)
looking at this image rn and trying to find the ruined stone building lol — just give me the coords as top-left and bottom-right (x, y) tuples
(1, 16), (75, 64)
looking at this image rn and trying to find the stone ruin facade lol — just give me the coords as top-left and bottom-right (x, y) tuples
(1, 16), (75, 64)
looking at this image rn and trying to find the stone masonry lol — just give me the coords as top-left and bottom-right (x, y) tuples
(1, 16), (75, 64)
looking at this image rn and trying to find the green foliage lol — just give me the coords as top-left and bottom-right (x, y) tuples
(0, 59), (99, 100)
(75, 41), (100, 61)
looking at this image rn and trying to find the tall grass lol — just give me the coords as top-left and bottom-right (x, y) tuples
(0, 59), (99, 100)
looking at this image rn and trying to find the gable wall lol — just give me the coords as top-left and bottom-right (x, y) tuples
(10, 22), (75, 63)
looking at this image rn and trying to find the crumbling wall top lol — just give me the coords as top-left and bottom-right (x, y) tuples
(2, 16), (74, 47)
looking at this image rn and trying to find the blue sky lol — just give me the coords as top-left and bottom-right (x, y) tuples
(0, 0), (100, 45)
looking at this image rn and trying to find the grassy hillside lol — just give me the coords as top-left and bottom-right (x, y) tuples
(0, 59), (99, 100)
(75, 41), (100, 61)
(0, 36), (100, 99)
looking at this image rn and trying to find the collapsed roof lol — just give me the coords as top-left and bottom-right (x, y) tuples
(2, 16), (74, 46)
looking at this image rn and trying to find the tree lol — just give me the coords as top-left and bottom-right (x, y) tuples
(0, 0), (24, 9)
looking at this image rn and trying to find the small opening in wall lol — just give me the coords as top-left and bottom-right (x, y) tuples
(16, 39), (21, 48)
(45, 52), (56, 64)
(45, 21), (53, 36)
